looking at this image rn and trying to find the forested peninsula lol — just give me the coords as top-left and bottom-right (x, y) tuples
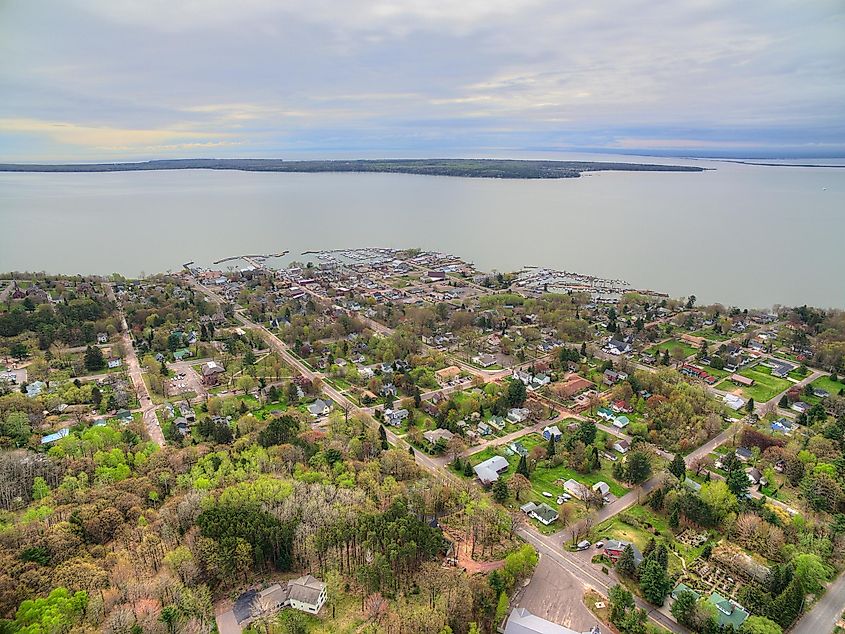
(0, 158), (706, 179)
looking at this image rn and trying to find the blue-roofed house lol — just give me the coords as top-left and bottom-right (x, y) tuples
(41, 427), (70, 445)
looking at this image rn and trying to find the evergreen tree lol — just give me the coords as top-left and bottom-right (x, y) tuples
(463, 461), (474, 478)
(547, 435), (556, 458)
(669, 506), (680, 530)
(643, 538), (656, 560)
(726, 464), (750, 497)
(615, 544), (638, 577)
(670, 589), (697, 626)
(668, 453), (686, 481)
(639, 558), (671, 605)
(778, 394), (789, 408)
(84, 345), (105, 371)
(516, 454), (530, 477)
(492, 478), (509, 502)
(746, 397), (755, 413)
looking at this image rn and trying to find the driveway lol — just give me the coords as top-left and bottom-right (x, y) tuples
(514, 555), (596, 632)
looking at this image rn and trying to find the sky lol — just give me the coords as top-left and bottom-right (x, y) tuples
(1, 0), (844, 161)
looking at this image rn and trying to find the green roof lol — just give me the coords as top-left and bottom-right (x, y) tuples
(707, 593), (749, 629)
(671, 583), (700, 601)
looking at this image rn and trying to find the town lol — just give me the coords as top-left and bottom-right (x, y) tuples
(0, 247), (843, 634)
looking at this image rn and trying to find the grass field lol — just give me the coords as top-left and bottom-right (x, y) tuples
(716, 365), (792, 402)
(645, 339), (698, 360)
(810, 375), (845, 398)
(467, 433), (630, 502)
(690, 328), (732, 342)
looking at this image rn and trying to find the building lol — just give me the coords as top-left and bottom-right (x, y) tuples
(613, 439), (630, 454)
(423, 428), (455, 447)
(729, 373), (755, 387)
(201, 360), (226, 385)
(604, 540), (643, 566)
(474, 455), (509, 484)
(723, 394), (745, 410)
(542, 425), (562, 441)
(563, 478), (591, 501)
(504, 607), (600, 634)
(308, 399), (332, 417)
(473, 353), (497, 368)
(592, 481), (611, 499)
(217, 575), (327, 634)
(508, 407), (530, 423)
(706, 592), (749, 630)
(384, 408), (409, 426)
(528, 503), (559, 526)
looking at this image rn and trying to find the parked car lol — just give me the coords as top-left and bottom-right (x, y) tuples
(542, 491), (553, 498)
(595, 541), (605, 549)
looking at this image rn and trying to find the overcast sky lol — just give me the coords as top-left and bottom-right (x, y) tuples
(1, 0), (843, 161)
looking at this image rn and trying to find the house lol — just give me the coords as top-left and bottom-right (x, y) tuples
(384, 408), (409, 427)
(770, 418), (794, 434)
(813, 388), (830, 398)
(613, 439), (630, 454)
(473, 353), (497, 368)
(746, 467), (765, 486)
(603, 369), (625, 385)
(723, 394), (745, 410)
(0, 370), (17, 385)
(115, 409), (133, 423)
(218, 575), (328, 633)
(40, 427), (70, 445)
(542, 425), (562, 441)
(173, 348), (192, 361)
(97, 332), (108, 344)
(478, 422), (493, 436)
(735, 447), (753, 462)
(173, 417), (190, 436)
(508, 441), (528, 457)
(435, 366), (461, 383)
(426, 270), (447, 282)
(612, 415), (630, 430)
(528, 503), (559, 526)
(604, 540), (643, 566)
(611, 400), (631, 413)
(202, 361), (226, 385)
(507, 408), (530, 424)
(530, 374), (550, 390)
(26, 381), (47, 398)
(563, 478), (591, 501)
(423, 428), (455, 447)
(178, 401), (195, 421)
(308, 399), (332, 417)
(474, 455), (509, 484)
(513, 370), (532, 386)
(730, 373), (755, 387)
(107, 358), (122, 369)
(380, 383), (398, 398)
(605, 339), (632, 356)
(791, 401), (811, 414)
(596, 407), (615, 422)
(706, 592), (749, 630)
(504, 607), (599, 634)
(671, 583), (701, 602)
(592, 481), (611, 499)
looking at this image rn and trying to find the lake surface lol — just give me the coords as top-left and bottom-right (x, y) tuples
(1, 154), (843, 308)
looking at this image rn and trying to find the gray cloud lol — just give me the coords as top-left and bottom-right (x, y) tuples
(1, 0), (843, 159)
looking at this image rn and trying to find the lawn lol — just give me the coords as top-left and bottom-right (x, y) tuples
(732, 365), (792, 402)
(810, 375), (845, 398)
(468, 433), (630, 501)
(690, 328), (732, 342)
(645, 339), (698, 360)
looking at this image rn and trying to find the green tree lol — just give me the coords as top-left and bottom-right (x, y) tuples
(495, 591), (509, 624)
(608, 584), (634, 624)
(670, 589), (697, 626)
(12, 587), (88, 633)
(639, 558), (671, 605)
(84, 344), (105, 371)
(792, 553), (828, 595)
(668, 452), (686, 481)
(726, 464), (750, 497)
(746, 397), (755, 413)
(625, 451), (652, 484)
(492, 478), (509, 502)
(32, 476), (50, 501)
(740, 616), (783, 634)
(516, 454), (530, 477)
(547, 435), (556, 458)
(615, 544), (638, 577)
(507, 379), (527, 407)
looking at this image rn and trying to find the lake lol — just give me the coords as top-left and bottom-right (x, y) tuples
(1, 154), (842, 308)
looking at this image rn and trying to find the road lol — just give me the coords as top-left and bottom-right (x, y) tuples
(791, 569), (845, 634)
(107, 284), (165, 446)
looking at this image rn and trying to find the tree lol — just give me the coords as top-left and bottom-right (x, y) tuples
(740, 616), (783, 634)
(495, 591), (509, 625)
(84, 345), (105, 371)
(507, 378), (527, 407)
(615, 544), (638, 577)
(639, 558), (671, 605)
(508, 474), (531, 501)
(257, 414), (300, 447)
(463, 461), (474, 478)
(746, 397), (755, 413)
(546, 435), (556, 458)
(625, 451), (652, 484)
(32, 476), (50, 501)
(516, 454), (529, 477)
(726, 464), (750, 497)
(792, 553), (828, 595)
(671, 589), (697, 626)
(668, 453), (686, 481)
(11, 342), (29, 360)
(778, 394), (789, 408)
(492, 478), (509, 502)
(608, 584), (634, 624)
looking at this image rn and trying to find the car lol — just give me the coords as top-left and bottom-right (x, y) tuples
(542, 491), (553, 498)
(576, 540), (591, 551)
(595, 541), (605, 549)
(556, 496), (565, 505)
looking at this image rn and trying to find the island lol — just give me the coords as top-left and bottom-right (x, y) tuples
(0, 157), (706, 179)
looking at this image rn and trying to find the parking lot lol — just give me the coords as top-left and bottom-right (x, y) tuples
(513, 554), (596, 632)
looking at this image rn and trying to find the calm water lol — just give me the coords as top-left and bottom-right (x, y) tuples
(1, 155), (843, 308)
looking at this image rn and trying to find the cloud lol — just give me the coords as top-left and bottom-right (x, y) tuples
(0, 0), (843, 159)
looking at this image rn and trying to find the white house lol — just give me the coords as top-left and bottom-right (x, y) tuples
(563, 478), (591, 501)
(474, 455), (509, 484)
(507, 408), (530, 424)
(613, 439), (630, 454)
(218, 575), (327, 634)
(542, 425), (562, 441)
(308, 399), (332, 417)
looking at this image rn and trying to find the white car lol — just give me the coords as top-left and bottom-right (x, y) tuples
(542, 491), (553, 498)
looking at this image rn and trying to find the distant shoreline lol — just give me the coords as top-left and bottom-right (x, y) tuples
(0, 157), (706, 179)
(711, 159), (845, 168)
